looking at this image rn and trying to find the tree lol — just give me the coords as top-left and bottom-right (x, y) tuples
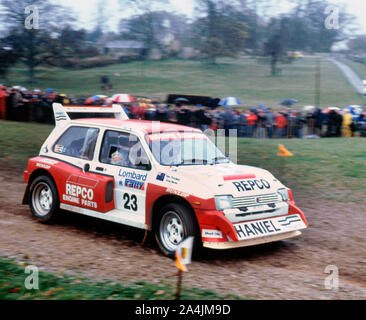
(118, 0), (169, 58)
(87, 0), (107, 43)
(120, 10), (189, 59)
(264, 31), (283, 76)
(234, 0), (275, 54)
(194, 0), (249, 64)
(263, 17), (290, 76)
(44, 28), (99, 68)
(285, 0), (355, 52)
(262, 0), (356, 75)
(0, 43), (19, 80)
(0, 0), (75, 82)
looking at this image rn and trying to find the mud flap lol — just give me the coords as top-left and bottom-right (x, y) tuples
(22, 185), (30, 205)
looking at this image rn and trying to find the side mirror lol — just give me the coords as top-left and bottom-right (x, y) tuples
(134, 158), (151, 171)
(138, 162), (151, 171)
(83, 163), (90, 173)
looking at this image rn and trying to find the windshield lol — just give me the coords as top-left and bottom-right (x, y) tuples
(147, 132), (229, 166)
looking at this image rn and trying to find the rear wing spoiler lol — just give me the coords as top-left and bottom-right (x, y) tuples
(52, 103), (129, 125)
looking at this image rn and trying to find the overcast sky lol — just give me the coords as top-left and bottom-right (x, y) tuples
(57, 0), (366, 35)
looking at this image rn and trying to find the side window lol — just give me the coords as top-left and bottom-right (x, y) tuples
(53, 126), (99, 160)
(100, 130), (151, 170)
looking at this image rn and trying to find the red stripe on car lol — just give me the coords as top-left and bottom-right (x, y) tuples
(223, 174), (256, 181)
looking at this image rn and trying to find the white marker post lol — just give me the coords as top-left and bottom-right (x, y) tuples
(175, 236), (194, 300)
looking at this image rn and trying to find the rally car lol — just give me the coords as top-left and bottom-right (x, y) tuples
(23, 103), (308, 257)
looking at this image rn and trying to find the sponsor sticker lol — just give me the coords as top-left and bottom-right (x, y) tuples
(166, 188), (189, 198)
(125, 179), (145, 190)
(156, 172), (166, 181)
(234, 214), (306, 241)
(118, 169), (147, 190)
(39, 158), (58, 165)
(232, 179), (271, 192)
(62, 175), (98, 209)
(36, 163), (50, 169)
(54, 144), (65, 154)
(202, 229), (223, 239)
(55, 111), (67, 121)
(165, 174), (180, 185)
(118, 169), (147, 181)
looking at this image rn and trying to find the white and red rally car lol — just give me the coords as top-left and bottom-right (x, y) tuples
(23, 104), (308, 256)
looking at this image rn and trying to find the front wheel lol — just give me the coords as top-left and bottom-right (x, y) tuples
(29, 175), (59, 223)
(155, 203), (199, 257)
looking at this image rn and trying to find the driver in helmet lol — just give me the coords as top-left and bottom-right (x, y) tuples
(110, 134), (136, 166)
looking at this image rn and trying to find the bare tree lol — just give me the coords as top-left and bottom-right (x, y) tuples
(118, 0), (169, 58)
(0, 0), (75, 82)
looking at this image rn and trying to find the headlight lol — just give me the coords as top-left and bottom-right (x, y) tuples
(277, 188), (289, 201)
(215, 195), (233, 211)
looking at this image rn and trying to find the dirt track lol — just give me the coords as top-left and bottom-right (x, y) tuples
(1, 165), (366, 299)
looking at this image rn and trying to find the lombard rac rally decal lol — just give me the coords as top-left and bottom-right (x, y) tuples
(118, 169), (147, 190)
(63, 175), (99, 209)
(234, 214), (306, 241)
(232, 179), (271, 192)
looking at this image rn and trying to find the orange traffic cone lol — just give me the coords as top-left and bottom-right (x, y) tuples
(278, 144), (293, 157)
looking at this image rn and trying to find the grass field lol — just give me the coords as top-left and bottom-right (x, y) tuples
(0, 257), (241, 300)
(1, 120), (365, 203)
(6, 56), (365, 107)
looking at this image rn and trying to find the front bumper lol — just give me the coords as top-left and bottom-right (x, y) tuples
(196, 202), (308, 249)
(203, 231), (302, 249)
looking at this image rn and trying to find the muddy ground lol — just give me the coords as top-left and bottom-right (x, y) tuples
(0, 165), (365, 299)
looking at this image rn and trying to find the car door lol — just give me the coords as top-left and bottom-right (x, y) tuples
(97, 129), (152, 225)
(53, 125), (116, 213)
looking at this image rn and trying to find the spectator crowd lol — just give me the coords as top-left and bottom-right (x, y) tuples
(1, 84), (366, 138)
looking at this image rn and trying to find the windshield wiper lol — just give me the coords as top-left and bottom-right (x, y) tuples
(178, 159), (209, 166)
(210, 156), (229, 164)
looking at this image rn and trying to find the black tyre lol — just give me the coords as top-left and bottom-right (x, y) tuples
(28, 175), (59, 223)
(154, 202), (199, 257)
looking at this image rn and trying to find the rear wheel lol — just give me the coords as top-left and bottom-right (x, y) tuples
(29, 176), (59, 223)
(155, 202), (199, 257)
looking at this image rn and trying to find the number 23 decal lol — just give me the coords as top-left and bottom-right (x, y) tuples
(123, 193), (138, 211)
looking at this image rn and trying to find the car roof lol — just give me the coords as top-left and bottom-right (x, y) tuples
(73, 118), (202, 134)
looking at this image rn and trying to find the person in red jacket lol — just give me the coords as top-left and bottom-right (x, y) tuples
(276, 112), (287, 138)
(0, 85), (7, 120)
(246, 110), (258, 138)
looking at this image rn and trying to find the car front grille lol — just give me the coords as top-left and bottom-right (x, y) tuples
(232, 193), (280, 208)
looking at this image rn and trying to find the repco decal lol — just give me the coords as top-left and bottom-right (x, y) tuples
(62, 175), (98, 209)
(232, 179), (271, 192)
